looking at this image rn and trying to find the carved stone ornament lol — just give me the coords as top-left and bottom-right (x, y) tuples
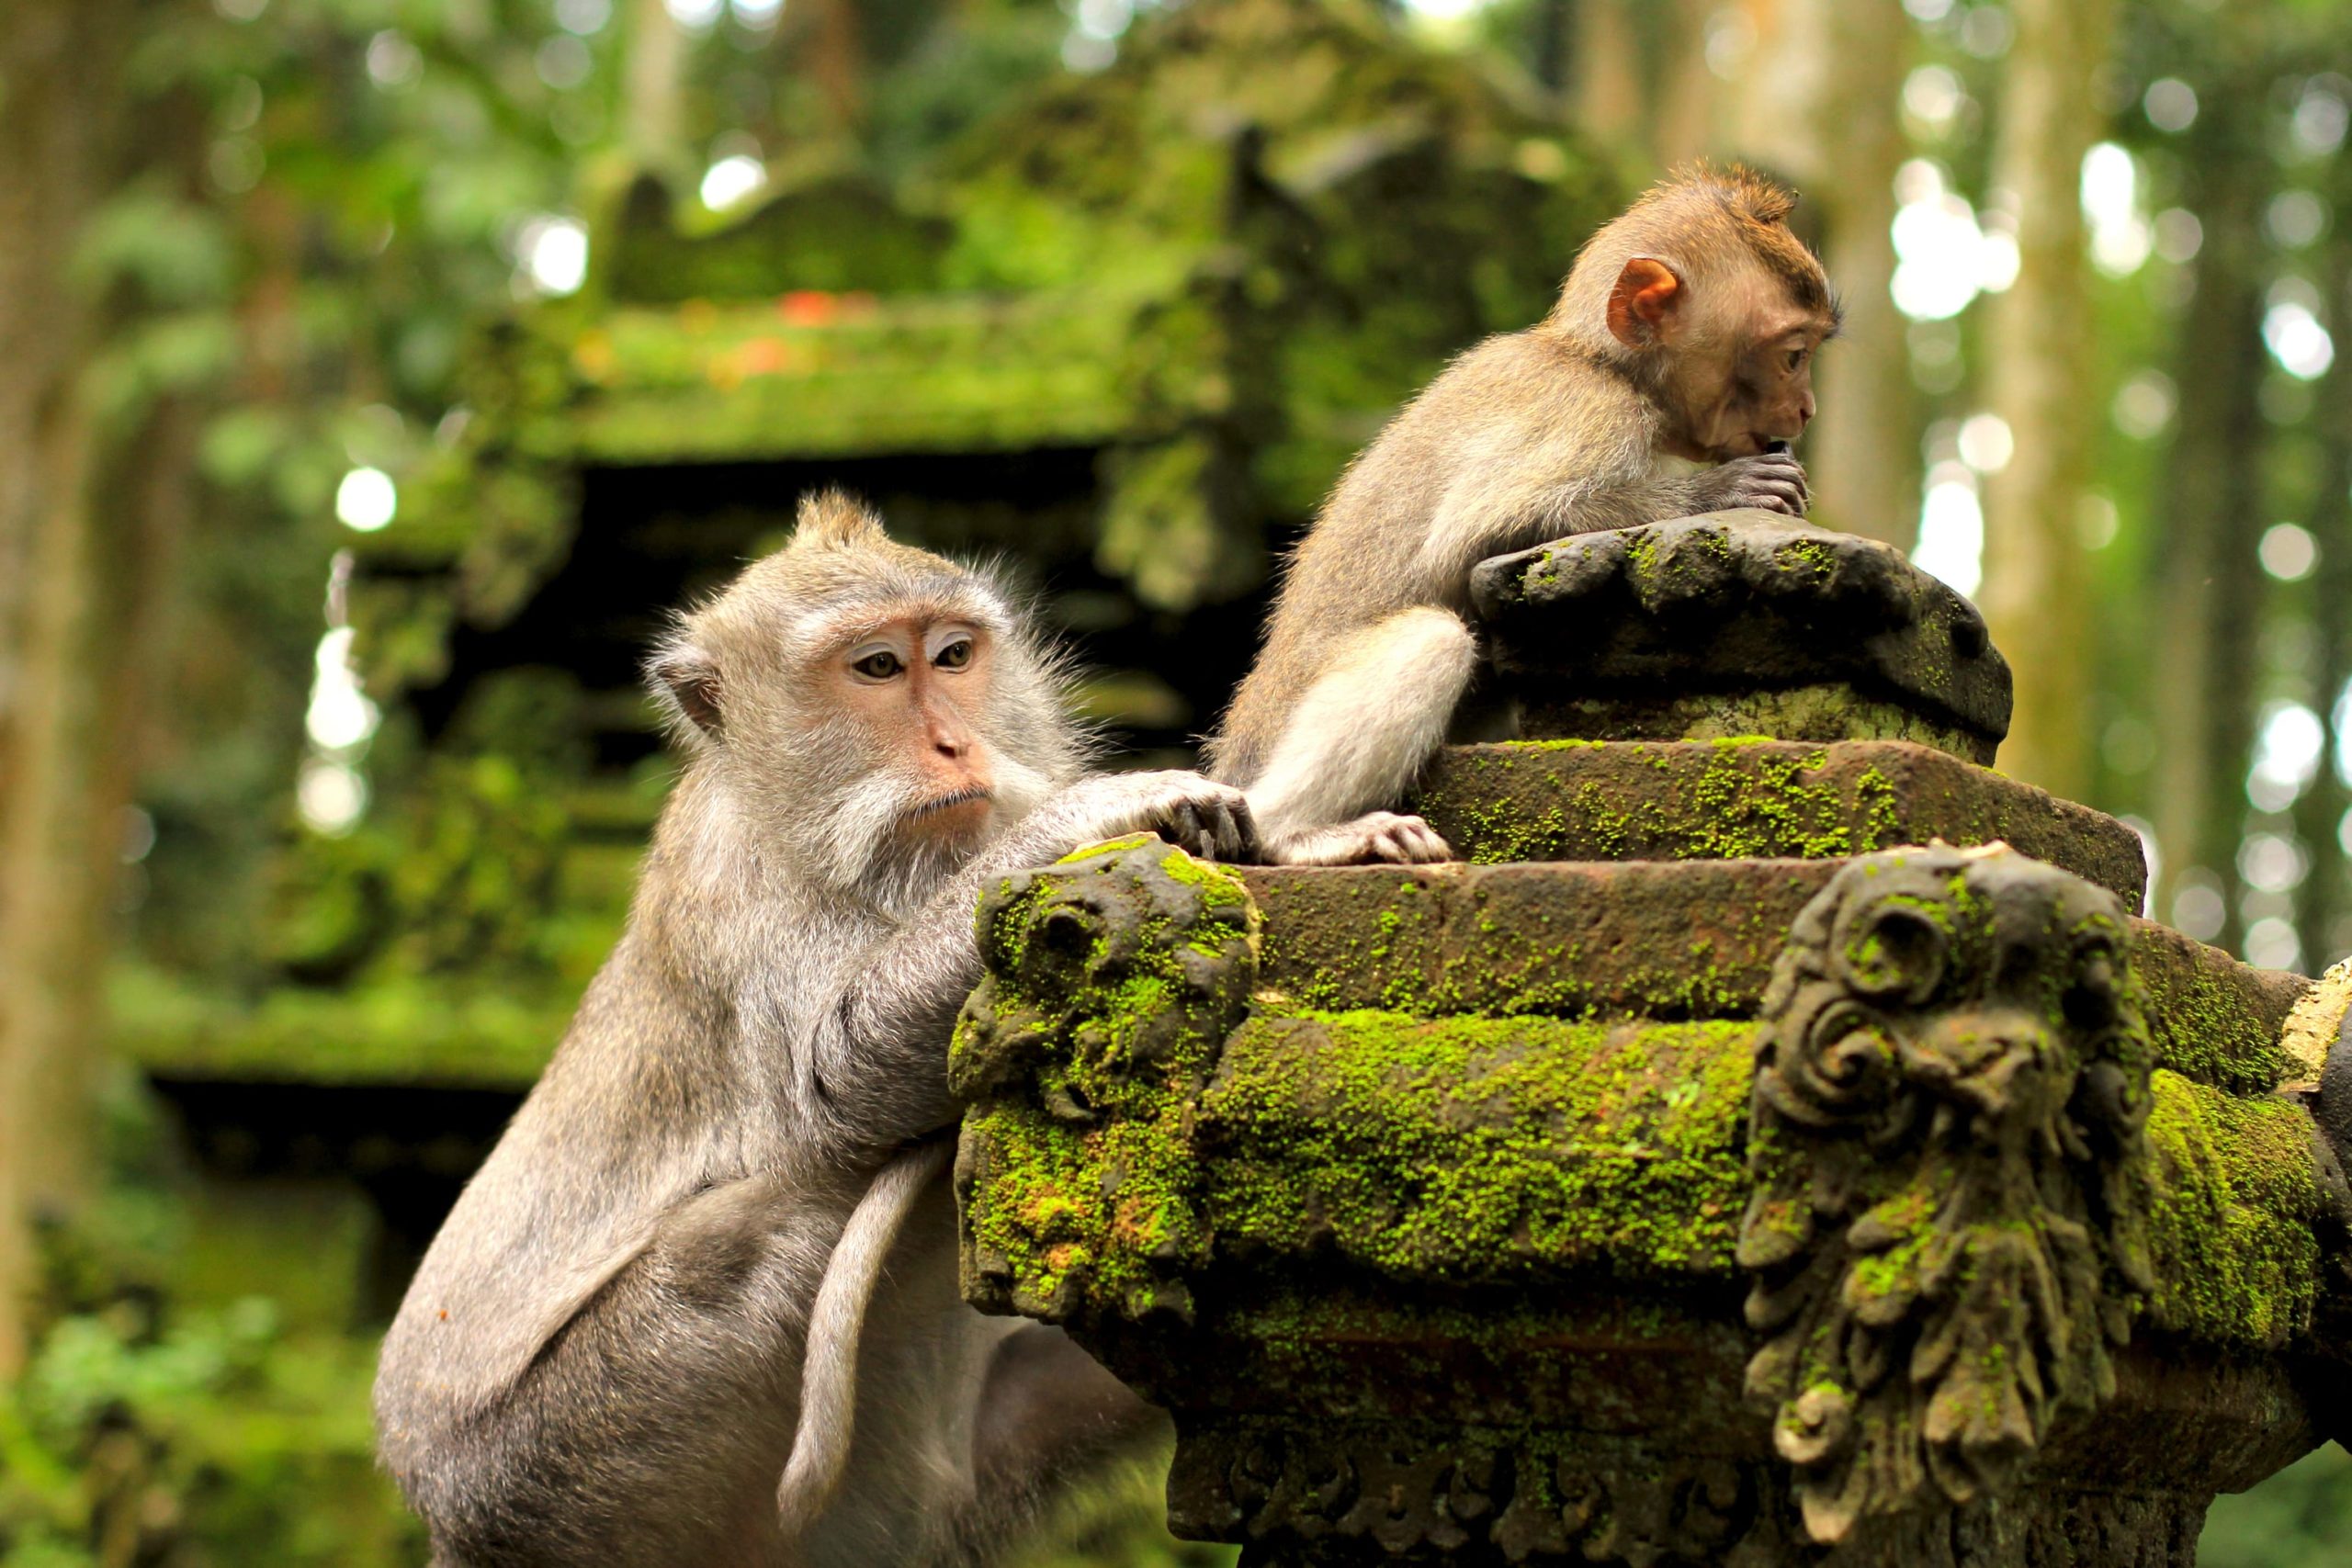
(1171, 1421), (1775, 1567)
(1737, 842), (2158, 1544)
(951, 834), (1261, 1326)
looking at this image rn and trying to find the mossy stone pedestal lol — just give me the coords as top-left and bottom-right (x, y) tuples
(955, 514), (2352, 1566)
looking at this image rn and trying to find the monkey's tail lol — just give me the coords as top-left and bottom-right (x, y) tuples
(775, 1137), (956, 1529)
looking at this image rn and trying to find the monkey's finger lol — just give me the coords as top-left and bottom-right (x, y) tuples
(1162, 803), (1211, 855)
(1186, 800), (1234, 860)
(1193, 801), (1233, 859)
(1223, 798), (1260, 859)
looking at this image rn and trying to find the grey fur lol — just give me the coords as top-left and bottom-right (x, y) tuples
(776, 1139), (953, 1526)
(375, 496), (1246, 1566)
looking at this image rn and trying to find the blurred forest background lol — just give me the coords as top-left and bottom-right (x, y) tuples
(2, 0), (2349, 1561)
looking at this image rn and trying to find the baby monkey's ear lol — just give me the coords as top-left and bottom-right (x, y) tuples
(1606, 256), (1683, 348)
(649, 639), (723, 739)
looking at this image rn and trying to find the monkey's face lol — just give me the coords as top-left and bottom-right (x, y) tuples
(828, 615), (1005, 855)
(1679, 299), (1829, 461)
(1605, 255), (1831, 464)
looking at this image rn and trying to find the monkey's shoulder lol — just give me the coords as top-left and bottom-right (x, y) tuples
(1415, 329), (1647, 435)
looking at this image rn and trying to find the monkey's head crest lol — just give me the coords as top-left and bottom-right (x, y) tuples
(789, 489), (889, 551)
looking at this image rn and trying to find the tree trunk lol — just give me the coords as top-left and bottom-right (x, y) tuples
(1532, 0), (1578, 98)
(2292, 242), (2352, 969)
(1653, 0), (1721, 168)
(802, 0), (867, 141)
(0, 0), (140, 1373)
(1974, 0), (2117, 802)
(2146, 141), (2268, 944)
(1572, 1), (1648, 160)
(623, 0), (687, 174)
(1727, 0), (1916, 546)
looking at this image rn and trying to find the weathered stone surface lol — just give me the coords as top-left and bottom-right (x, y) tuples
(1138, 1326), (2312, 1568)
(1469, 514), (2010, 762)
(1243, 859), (1835, 1022)
(951, 835), (1258, 1325)
(1739, 845), (2154, 1544)
(955, 840), (2349, 1565)
(1410, 738), (2146, 906)
(1201, 1012), (1757, 1280)
(2131, 917), (2304, 1095)
(1240, 858), (2294, 1094)
(1519, 686), (1984, 760)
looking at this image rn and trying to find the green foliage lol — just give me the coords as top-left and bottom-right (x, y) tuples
(0, 1302), (418, 1568)
(2201, 1444), (2352, 1567)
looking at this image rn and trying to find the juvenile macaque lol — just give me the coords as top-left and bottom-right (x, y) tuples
(375, 492), (1251, 1566)
(1207, 167), (1838, 865)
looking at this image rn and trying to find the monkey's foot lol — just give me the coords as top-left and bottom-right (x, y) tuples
(1270, 812), (1453, 866)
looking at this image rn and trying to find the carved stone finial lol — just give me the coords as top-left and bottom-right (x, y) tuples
(1469, 513), (2012, 761)
(952, 834), (1260, 1325)
(1737, 843), (2157, 1545)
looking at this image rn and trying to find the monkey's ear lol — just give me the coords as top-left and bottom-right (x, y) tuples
(1606, 257), (1682, 347)
(648, 643), (723, 738)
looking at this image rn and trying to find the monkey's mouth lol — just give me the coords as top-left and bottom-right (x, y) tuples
(906, 787), (992, 821)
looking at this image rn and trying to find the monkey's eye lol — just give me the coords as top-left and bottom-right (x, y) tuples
(1785, 347), (1807, 372)
(852, 649), (904, 680)
(934, 638), (974, 671)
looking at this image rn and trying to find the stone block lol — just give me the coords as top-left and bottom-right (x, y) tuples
(1412, 738), (2147, 907)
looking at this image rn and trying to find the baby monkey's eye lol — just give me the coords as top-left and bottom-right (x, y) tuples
(1785, 347), (1807, 372)
(934, 638), (974, 670)
(853, 649), (904, 680)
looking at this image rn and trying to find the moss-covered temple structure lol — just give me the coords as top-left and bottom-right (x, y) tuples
(953, 515), (2352, 1565)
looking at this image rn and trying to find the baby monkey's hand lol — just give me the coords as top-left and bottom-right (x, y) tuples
(1690, 446), (1808, 517)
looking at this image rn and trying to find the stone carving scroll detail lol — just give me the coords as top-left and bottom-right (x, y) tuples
(1737, 843), (2156, 1544)
(952, 834), (1259, 1326)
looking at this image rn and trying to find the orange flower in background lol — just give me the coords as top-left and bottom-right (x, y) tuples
(777, 290), (839, 326)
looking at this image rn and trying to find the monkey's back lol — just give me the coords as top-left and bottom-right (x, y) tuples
(1208, 329), (1651, 785)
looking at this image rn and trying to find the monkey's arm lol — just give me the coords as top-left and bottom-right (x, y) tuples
(1417, 447), (1808, 592)
(791, 772), (1250, 1153)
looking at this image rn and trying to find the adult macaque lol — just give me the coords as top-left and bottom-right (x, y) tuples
(375, 492), (1252, 1566)
(1207, 167), (1838, 865)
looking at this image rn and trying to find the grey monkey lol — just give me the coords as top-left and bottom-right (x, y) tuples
(375, 491), (1252, 1566)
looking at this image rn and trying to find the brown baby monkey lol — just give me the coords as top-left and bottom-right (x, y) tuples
(1207, 166), (1838, 865)
(376, 492), (1250, 1566)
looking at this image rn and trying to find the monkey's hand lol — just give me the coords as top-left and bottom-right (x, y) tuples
(1687, 450), (1809, 517)
(1046, 770), (1258, 863)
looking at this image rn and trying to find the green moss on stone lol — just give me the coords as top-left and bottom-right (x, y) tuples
(1419, 739), (1887, 866)
(1198, 1010), (1756, 1280)
(955, 844), (1258, 1324)
(1520, 687), (1985, 760)
(2134, 937), (2298, 1096)
(2136, 1070), (2326, 1347)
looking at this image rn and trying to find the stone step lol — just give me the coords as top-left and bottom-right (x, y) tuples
(1408, 737), (2147, 908)
(1239, 858), (2302, 1095)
